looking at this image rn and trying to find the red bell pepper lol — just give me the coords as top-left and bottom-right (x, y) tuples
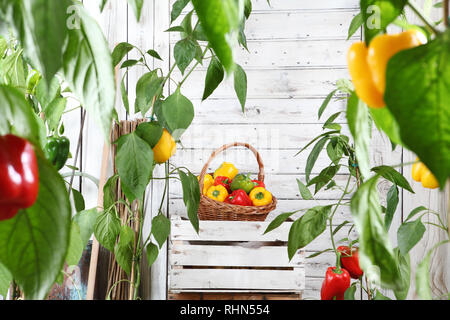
(252, 179), (265, 189)
(0, 134), (39, 221)
(337, 246), (363, 279)
(225, 189), (253, 206)
(214, 176), (231, 193)
(320, 266), (351, 300)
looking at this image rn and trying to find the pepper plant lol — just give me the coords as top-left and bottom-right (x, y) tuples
(0, 0), (251, 300)
(267, 0), (450, 300)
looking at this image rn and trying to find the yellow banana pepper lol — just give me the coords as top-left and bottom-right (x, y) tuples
(206, 185), (229, 202)
(198, 174), (214, 195)
(412, 159), (439, 189)
(348, 30), (426, 108)
(249, 187), (272, 206)
(213, 162), (238, 180)
(153, 129), (176, 163)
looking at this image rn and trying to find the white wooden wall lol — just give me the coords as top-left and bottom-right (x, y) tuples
(69, 0), (449, 300)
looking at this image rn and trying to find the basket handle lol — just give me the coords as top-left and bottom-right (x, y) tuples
(198, 142), (265, 192)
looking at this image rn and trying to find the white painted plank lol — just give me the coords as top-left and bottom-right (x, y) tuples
(170, 244), (304, 267)
(169, 268), (304, 291)
(173, 68), (349, 99)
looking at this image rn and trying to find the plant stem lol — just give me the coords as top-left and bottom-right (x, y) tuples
(407, 1), (439, 34)
(444, 0), (449, 27)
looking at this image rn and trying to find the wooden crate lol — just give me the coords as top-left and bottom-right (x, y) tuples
(168, 217), (305, 300)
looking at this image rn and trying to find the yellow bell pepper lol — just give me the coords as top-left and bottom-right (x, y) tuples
(347, 30), (426, 108)
(206, 185), (229, 202)
(153, 129), (176, 163)
(198, 174), (214, 195)
(412, 159), (439, 189)
(213, 162), (238, 180)
(249, 187), (272, 206)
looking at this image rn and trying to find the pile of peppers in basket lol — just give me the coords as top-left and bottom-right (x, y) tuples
(320, 246), (363, 300)
(198, 162), (273, 207)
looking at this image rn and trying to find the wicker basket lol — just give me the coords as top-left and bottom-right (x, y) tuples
(198, 142), (277, 221)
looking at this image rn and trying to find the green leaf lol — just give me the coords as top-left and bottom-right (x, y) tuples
(147, 49), (162, 61)
(120, 70), (129, 114)
(295, 131), (340, 156)
(127, 0), (144, 21)
(306, 248), (333, 259)
(0, 155), (71, 299)
(385, 31), (450, 188)
(405, 206), (428, 222)
(94, 209), (121, 252)
(191, 0), (241, 73)
(63, 4), (115, 139)
(0, 85), (43, 146)
(360, 0), (408, 44)
(72, 188), (85, 212)
(297, 179), (313, 200)
(374, 290), (392, 300)
(305, 136), (329, 183)
(0, 262), (12, 298)
(346, 92), (371, 179)
(15, 0), (70, 83)
(264, 211), (296, 235)
(171, 0), (191, 23)
(234, 64), (247, 112)
(369, 107), (402, 146)
(114, 225), (135, 276)
(333, 220), (351, 236)
(347, 12), (363, 40)
(393, 248), (410, 300)
(307, 165), (341, 194)
(157, 87), (194, 140)
(115, 132), (154, 201)
(66, 221), (84, 266)
(151, 215), (171, 249)
(135, 121), (163, 148)
(174, 38), (197, 74)
(287, 206), (331, 260)
(344, 283), (357, 300)
(336, 79), (354, 94)
(121, 59), (139, 68)
(100, 0), (108, 12)
(0, 48), (27, 90)
(318, 89), (337, 119)
(397, 220), (426, 255)
(326, 138), (344, 165)
(180, 10), (194, 37)
(103, 174), (119, 210)
(146, 242), (159, 266)
(350, 176), (401, 289)
(371, 165), (414, 193)
(135, 71), (164, 115)
(35, 76), (61, 110)
(202, 56), (224, 100)
(165, 26), (185, 33)
(415, 249), (433, 300)
(44, 97), (66, 132)
(384, 184), (398, 231)
(73, 208), (99, 249)
(178, 170), (200, 233)
(112, 42), (134, 67)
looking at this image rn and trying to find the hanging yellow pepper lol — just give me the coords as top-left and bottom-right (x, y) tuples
(347, 30), (426, 108)
(249, 187), (272, 206)
(213, 162), (238, 180)
(153, 129), (176, 163)
(412, 159), (439, 189)
(198, 174), (214, 195)
(206, 185), (229, 202)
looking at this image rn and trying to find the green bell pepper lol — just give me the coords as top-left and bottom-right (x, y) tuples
(230, 173), (254, 194)
(44, 136), (70, 170)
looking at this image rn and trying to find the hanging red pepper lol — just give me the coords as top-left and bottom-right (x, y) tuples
(214, 176), (232, 193)
(252, 179), (265, 189)
(0, 134), (39, 221)
(337, 246), (363, 279)
(320, 266), (351, 300)
(224, 189), (253, 206)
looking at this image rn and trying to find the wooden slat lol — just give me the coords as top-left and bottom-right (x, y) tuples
(169, 268), (304, 291)
(170, 244), (304, 267)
